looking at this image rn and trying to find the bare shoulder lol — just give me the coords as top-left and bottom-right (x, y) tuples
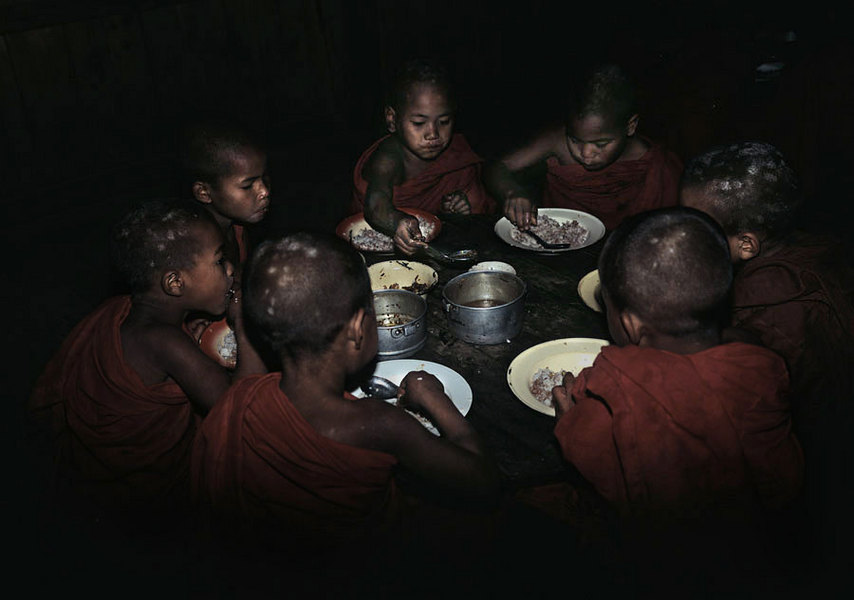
(363, 137), (405, 183)
(330, 396), (435, 452)
(623, 136), (650, 161)
(501, 123), (565, 170)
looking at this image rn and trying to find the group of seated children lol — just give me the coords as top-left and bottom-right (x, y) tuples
(27, 54), (853, 590)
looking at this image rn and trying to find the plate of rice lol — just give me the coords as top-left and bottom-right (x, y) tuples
(337, 209), (441, 254)
(199, 319), (237, 369)
(507, 338), (609, 416)
(494, 208), (605, 252)
(350, 359), (472, 436)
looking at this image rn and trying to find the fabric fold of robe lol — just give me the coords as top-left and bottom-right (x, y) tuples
(351, 133), (496, 215)
(554, 343), (803, 518)
(542, 138), (683, 230)
(28, 296), (198, 513)
(731, 233), (854, 437)
(191, 373), (400, 544)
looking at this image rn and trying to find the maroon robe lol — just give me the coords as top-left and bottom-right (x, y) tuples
(28, 296), (198, 513)
(351, 133), (496, 215)
(191, 373), (400, 545)
(554, 343), (803, 518)
(542, 138), (683, 229)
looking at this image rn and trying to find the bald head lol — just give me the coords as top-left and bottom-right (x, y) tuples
(599, 207), (733, 337)
(566, 63), (638, 129)
(243, 233), (372, 360)
(681, 141), (801, 241)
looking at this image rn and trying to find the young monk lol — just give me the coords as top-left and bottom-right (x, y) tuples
(180, 118), (272, 351)
(28, 198), (267, 525)
(483, 63), (682, 231)
(680, 141), (854, 575)
(191, 232), (500, 562)
(351, 58), (496, 255)
(550, 207), (804, 591)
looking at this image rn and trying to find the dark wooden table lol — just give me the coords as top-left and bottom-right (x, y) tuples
(364, 213), (610, 490)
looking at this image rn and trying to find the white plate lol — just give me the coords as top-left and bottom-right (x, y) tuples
(577, 269), (603, 312)
(368, 260), (439, 297)
(494, 208), (606, 253)
(507, 338), (609, 416)
(468, 261), (516, 275)
(350, 359), (473, 435)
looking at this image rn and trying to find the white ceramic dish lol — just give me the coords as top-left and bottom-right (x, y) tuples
(494, 208), (606, 253)
(368, 260), (439, 297)
(350, 359), (473, 435)
(468, 261), (517, 275)
(577, 269), (603, 313)
(507, 338), (609, 416)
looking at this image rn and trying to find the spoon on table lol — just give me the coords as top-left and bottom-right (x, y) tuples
(524, 230), (576, 250)
(360, 375), (401, 400)
(421, 245), (478, 266)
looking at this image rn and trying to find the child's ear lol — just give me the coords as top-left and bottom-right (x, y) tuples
(384, 106), (397, 133)
(347, 308), (367, 350)
(192, 181), (212, 204)
(625, 114), (639, 137)
(619, 310), (645, 345)
(162, 271), (184, 297)
(734, 232), (761, 261)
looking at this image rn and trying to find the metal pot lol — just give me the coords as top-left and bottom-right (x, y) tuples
(373, 289), (427, 360)
(442, 271), (527, 345)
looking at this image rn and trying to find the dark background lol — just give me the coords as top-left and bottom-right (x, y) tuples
(4, 0), (852, 592)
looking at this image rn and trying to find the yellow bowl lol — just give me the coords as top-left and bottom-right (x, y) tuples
(368, 260), (439, 297)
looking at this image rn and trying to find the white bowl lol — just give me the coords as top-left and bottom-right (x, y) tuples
(468, 261), (516, 275)
(368, 260), (439, 297)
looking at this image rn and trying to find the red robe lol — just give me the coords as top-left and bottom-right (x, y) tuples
(554, 343), (803, 518)
(191, 373), (400, 545)
(732, 234), (854, 450)
(28, 296), (198, 513)
(542, 138), (683, 230)
(351, 133), (496, 215)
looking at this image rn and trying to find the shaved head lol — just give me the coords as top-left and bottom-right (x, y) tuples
(599, 207), (733, 337)
(566, 63), (638, 128)
(680, 141), (801, 241)
(243, 233), (372, 361)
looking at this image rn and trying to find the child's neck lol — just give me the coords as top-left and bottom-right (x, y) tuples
(638, 329), (721, 355)
(127, 294), (190, 327)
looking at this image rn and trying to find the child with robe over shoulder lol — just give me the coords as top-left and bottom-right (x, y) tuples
(28, 198), (268, 530)
(551, 207), (804, 593)
(680, 141), (854, 578)
(351, 58), (496, 255)
(483, 63), (682, 231)
(191, 232), (500, 579)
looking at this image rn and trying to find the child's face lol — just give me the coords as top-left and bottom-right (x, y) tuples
(207, 146), (271, 225)
(183, 221), (235, 316)
(387, 83), (454, 162)
(565, 113), (633, 171)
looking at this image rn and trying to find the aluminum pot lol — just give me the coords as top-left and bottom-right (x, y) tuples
(442, 271), (527, 345)
(373, 289), (427, 360)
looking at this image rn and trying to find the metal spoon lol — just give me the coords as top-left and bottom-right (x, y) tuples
(360, 375), (400, 400)
(422, 245), (478, 265)
(524, 230), (576, 250)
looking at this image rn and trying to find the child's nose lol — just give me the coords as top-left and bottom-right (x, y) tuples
(424, 123), (439, 139)
(226, 260), (235, 278)
(581, 144), (598, 159)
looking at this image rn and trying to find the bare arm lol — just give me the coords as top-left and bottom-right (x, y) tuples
(359, 372), (501, 506)
(362, 146), (427, 255)
(482, 126), (564, 230)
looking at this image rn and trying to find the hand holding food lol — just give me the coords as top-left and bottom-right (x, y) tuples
(504, 196), (537, 230)
(441, 190), (471, 215)
(394, 215), (428, 255)
(398, 370), (450, 414)
(551, 371), (577, 420)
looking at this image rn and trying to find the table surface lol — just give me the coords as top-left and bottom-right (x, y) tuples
(361, 213), (610, 490)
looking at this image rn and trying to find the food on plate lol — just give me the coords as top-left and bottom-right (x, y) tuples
(217, 328), (238, 369)
(529, 366), (568, 407)
(384, 276), (431, 294)
(350, 216), (438, 252)
(510, 214), (589, 249)
(377, 313), (414, 327)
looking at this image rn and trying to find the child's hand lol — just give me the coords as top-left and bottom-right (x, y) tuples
(441, 190), (471, 215)
(552, 371), (576, 420)
(504, 196), (538, 230)
(398, 371), (450, 413)
(225, 287), (243, 328)
(394, 215), (428, 255)
(186, 317), (212, 343)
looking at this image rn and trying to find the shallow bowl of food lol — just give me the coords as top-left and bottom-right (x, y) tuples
(507, 337), (610, 416)
(368, 260), (439, 297)
(199, 319), (237, 369)
(468, 261), (517, 276)
(337, 209), (441, 254)
(494, 208), (606, 253)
